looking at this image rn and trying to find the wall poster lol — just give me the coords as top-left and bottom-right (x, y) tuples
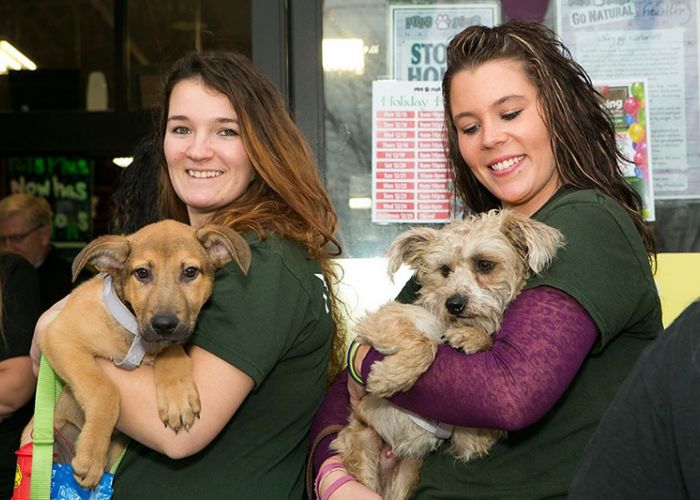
(377, 3), (499, 223)
(371, 81), (450, 223)
(389, 3), (500, 81)
(4, 156), (94, 245)
(596, 79), (655, 220)
(557, 0), (700, 199)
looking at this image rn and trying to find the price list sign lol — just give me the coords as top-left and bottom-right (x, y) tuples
(372, 80), (452, 223)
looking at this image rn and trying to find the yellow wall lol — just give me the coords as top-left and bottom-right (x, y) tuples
(656, 253), (699, 327)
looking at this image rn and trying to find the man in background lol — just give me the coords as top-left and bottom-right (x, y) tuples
(0, 193), (73, 310)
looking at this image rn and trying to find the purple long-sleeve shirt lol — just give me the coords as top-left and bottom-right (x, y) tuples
(309, 286), (598, 474)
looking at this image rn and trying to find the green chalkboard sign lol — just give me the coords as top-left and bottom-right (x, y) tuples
(5, 156), (94, 245)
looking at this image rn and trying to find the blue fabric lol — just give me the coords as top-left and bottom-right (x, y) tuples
(50, 464), (113, 500)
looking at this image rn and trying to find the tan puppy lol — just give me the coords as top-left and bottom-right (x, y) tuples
(332, 209), (564, 499)
(24, 219), (251, 489)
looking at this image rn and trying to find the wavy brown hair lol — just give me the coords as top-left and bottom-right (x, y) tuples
(442, 21), (655, 256)
(156, 51), (346, 381)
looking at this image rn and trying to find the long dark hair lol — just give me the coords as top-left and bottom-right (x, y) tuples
(442, 22), (655, 255)
(110, 135), (161, 234)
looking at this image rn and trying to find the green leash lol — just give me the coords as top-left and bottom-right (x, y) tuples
(29, 355), (126, 499)
(30, 355), (64, 500)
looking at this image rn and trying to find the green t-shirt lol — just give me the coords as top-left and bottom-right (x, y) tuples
(411, 189), (662, 499)
(113, 234), (333, 499)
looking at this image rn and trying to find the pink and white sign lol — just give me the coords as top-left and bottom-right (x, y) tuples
(372, 81), (452, 223)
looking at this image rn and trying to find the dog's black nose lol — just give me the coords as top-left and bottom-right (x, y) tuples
(151, 314), (179, 335)
(445, 295), (467, 316)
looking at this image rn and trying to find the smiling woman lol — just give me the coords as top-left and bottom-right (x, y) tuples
(310, 21), (662, 500)
(164, 79), (255, 227)
(33, 50), (347, 499)
(449, 59), (559, 216)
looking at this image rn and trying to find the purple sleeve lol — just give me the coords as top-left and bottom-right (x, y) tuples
(308, 371), (350, 474)
(361, 286), (598, 430)
(308, 286), (598, 483)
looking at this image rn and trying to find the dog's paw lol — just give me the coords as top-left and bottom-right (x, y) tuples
(367, 352), (434, 397)
(157, 377), (201, 432)
(367, 361), (410, 397)
(444, 326), (493, 354)
(72, 448), (107, 490)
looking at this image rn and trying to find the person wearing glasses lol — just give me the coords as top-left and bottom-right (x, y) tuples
(0, 193), (73, 309)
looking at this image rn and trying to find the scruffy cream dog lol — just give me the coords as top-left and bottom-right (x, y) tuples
(331, 209), (564, 499)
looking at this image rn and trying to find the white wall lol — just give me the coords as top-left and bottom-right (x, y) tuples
(333, 258), (413, 338)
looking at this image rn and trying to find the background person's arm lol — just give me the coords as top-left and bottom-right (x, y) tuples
(1, 255), (41, 418)
(0, 356), (35, 418)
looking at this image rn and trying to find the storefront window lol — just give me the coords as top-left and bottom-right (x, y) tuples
(322, 0), (700, 257)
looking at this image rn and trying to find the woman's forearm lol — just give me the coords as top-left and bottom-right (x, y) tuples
(97, 345), (253, 458)
(0, 356), (36, 417)
(362, 286), (598, 430)
(308, 371), (351, 474)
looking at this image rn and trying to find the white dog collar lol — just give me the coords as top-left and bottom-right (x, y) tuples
(102, 273), (152, 370)
(402, 408), (455, 440)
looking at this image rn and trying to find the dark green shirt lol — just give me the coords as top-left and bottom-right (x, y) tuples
(113, 234), (333, 499)
(412, 189), (662, 499)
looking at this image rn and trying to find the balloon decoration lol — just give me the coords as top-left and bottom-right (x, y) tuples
(628, 122), (645, 143)
(637, 108), (646, 127)
(624, 82), (648, 171)
(623, 96), (640, 116)
(631, 82), (645, 100)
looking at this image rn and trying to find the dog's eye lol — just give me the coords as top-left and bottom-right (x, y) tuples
(183, 266), (199, 280)
(440, 265), (451, 277)
(134, 268), (151, 281)
(476, 260), (495, 273)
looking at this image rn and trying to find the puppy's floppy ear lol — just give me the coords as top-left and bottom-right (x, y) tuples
(386, 227), (439, 280)
(499, 209), (565, 275)
(196, 224), (252, 274)
(72, 235), (130, 281)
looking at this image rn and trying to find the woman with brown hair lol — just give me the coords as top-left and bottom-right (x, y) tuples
(37, 51), (345, 499)
(310, 21), (660, 499)
(0, 250), (40, 498)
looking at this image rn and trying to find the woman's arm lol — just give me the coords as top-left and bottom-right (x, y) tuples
(308, 373), (382, 499)
(1, 255), (41, 418)
(0, 356), (36, 417)
(308, 287), (596, 494)
(309, 286), (597, 491)
(97, 344), (253, 458)
(361, 286), (598, 429)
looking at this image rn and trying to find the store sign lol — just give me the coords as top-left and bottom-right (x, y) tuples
(5, 156), (93, 244)
(389, 3), (500, 81)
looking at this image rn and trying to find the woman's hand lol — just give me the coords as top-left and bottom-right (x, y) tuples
(348, 343), (371, 411)
(316, 457), (382, 499)
(30, 295), (69, 375)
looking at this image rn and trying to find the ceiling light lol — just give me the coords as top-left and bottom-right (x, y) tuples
(0, 40), (36, 75)
(112, 157), (134, 168)
(349, 197), (372, 209)
(323, 39), (365, 75)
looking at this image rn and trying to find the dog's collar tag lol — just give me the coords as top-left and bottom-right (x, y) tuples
(102, 273), (147, 370)
(402, 407), (455, 440)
